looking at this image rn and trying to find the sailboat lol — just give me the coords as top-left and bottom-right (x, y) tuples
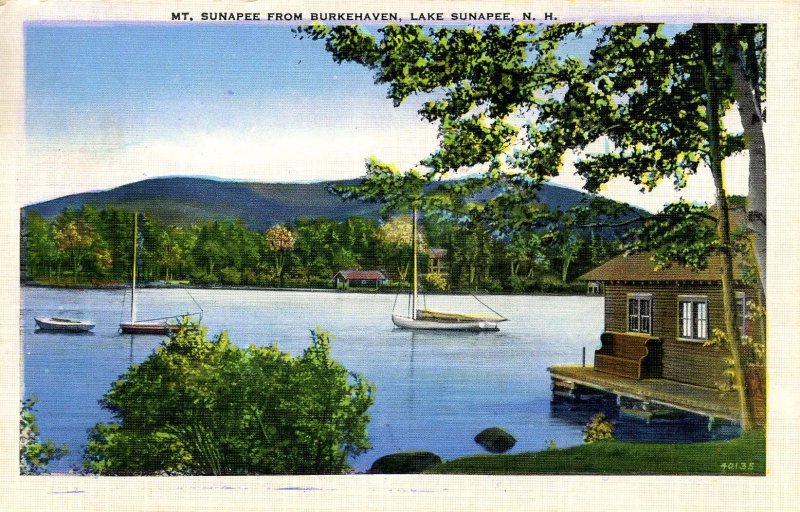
(390, 209), (508, 332)
(119, 212), (201, 335)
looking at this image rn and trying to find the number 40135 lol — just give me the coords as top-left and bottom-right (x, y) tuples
(720, 462), (755, 471)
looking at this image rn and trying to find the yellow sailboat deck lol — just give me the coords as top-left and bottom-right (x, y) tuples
(417, 309), (507, 322)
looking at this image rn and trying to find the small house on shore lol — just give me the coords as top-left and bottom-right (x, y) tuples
(578, 251), (758, 388)
(428, 248), (447, 274)
(332, 270), (388, 289)
(550, 250), (763, 423)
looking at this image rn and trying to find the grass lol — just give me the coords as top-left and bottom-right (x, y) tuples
(425, 432), (766, 475)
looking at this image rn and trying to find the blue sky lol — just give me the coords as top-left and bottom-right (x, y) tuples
(26, 23), (404, 146)
(22, 22), (746, 210)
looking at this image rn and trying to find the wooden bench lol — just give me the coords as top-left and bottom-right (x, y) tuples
(594, 331), (662, 380)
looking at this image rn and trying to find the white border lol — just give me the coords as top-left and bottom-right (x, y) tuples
(2, 1), (799, 510)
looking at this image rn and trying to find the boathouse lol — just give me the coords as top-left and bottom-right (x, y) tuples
(332, 269), (388, 288)
(549, 251), (761, 421)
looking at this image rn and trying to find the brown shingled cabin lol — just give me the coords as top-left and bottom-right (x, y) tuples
(581, 252), (757, 387)
(549, 249), (761, 422)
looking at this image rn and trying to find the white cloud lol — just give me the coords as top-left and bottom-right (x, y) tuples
(21, 123), (439, 206)
(23, 104), (752, 213)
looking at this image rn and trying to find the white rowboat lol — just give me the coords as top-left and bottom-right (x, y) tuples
(35, 317), (95, 333)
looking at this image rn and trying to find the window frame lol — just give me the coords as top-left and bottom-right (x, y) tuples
(627, 293), (653, 334)
(677, 295), (709, 342)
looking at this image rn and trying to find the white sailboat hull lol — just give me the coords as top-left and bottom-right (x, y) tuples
(35, 317), (95, 332)
(391, 314), (500, 332)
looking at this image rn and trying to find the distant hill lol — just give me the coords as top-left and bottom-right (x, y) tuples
(25, 177), (382, 230)
(23, 176), (643, 232)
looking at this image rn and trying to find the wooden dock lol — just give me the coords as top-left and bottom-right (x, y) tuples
(549, 365), (741, 421)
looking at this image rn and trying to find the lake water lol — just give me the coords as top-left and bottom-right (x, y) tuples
(21, 287), (740, 473)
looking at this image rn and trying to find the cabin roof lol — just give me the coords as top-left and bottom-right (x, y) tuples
(428, 248), (447, 258)
(580, 251), (748, 283)
(334, 270), (387, 281)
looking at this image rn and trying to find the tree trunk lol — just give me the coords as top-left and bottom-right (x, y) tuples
(703, 25), (756, 431)
(72, 251), (79, 284)
(561, 254), (572, 283)
(724, 26), (766, 296)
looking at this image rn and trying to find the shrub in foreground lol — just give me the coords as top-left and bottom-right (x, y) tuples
(20, 396), (68, 475)
(583, 413), (616, 443)
(83, 322), (375, 475)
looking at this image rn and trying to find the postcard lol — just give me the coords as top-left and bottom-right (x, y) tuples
(2, 0), (799, 510)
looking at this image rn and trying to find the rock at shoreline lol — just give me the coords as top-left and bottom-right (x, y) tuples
(368, 451), (444, 474)
(475, 427), (517, 453)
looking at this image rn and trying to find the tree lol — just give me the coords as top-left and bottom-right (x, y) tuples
(54, 216), (97, 283)
(303, 22), (766, 430)
(448, 223), (496, 290)
(83, 322), (374, 475)
(265, 225), (296, 286)
(155, 228), (183, 281)
(24, 212), (57, 279)
(375, 214), (428, 282)
(20, 396), (68, 475)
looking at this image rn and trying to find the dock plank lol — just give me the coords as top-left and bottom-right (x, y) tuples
(549, 365), (740, 421)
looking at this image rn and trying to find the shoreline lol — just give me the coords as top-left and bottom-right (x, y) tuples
(20, 280), (591, 297)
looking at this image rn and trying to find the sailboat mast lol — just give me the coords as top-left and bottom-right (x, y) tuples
(131, 212), (138, 324)
(412, 208), (418, 320)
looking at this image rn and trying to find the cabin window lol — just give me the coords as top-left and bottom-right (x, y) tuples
(627, 295), (652, 334)
(678, 297), (708, 341)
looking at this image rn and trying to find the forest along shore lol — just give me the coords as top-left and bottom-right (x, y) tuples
(20, 280), (589, 296)
(23, 205), (619, 296)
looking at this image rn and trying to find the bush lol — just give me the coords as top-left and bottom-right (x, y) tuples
(256, 271), (278, 287)
(423, 272), (448, 291)
(20, 396), (68, 474)
(583, 413), (616, 443)
(83, 322), (375, 475)
(308, 276), (334, 288)
(190, 271), (219, 286)
(241, 269), (258, 286)
(218, 267), (242, 285)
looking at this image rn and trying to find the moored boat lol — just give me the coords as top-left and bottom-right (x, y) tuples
(35, 317), (95, 333)
(391, 208), (508, 332)
(119, 211), (202, 335)
(391, 312), (500, 331)
(119, 320), (180, 335)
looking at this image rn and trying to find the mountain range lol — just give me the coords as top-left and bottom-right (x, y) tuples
(23, 176), (639, 232)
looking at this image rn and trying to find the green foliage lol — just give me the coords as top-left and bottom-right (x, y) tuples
(83, 322), (375, 475)
(423, 272), (447, 291)
(25, 203), (619, 293)
(582, 413), (616, 443)
(624, 201), (719, 271)
(20, 396), (68, 475)
(427, 432), (766, 475)
(300, 22), (764, 277)
(218, 267), (242, 285)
